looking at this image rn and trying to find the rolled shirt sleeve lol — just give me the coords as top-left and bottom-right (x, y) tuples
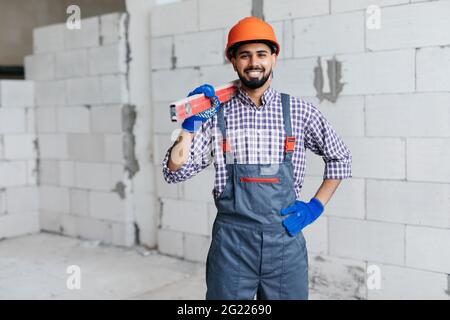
(162, 118), (213, 184)
(304, 105), (352, 179)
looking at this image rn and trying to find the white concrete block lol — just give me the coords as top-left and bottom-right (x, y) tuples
(59, 161), (75, 187)
(112, 222), (135, 247)
(304, 149), (327, 177)
(24, 54), (55, 81)
(154, 134), (172, 165)
(182, 168), (215, 201)
(66, 77), (102, 106)
(345, 137), (405, 179)
(100, 74), (129, 104)
(331, 0), (409, 13)
(151, 0), (198, 37)
(366, 2), (450, 51)
(151, 36), (173, 70)
(199, 0), (252, 30)
(152, 68), (200, 102)
(329, 217), (405, 265)
(0, 80), (34, 107)
(303, 215), (328, 254)
(67, 134), (105, 162)
(406, 226), (450, 274)
(65, 16), (100, 49)
(5, 187), (39, 214)
(271, 58), (317, 97)
(88, 44), (127, 75)
(0, 190), (6, 215)
(39, 186), (70, 214)
(35, 80), (66, 106)
(184, 233), (210, 263)
(38, 134), (68, 159)
(39, 160), (60, 185)
(55, 49), (88, 79)
(75, 162), (112, 191)
(3, 134), (36, 159)
(0, 161), (28, 187)
(153, 102), (181, 134)
(132, 191), (157, 238)
(293, 12), (365, 58)
(60, 215), (114, 244)
(199, 64), (239, 88)
(100, 12), (127, 45)
(57, 107), (90, 133)
(0, 108), (27, 133)
(339, 50), (415, 95)
(265, 0), (329, 21)
(91, 105), (123, 133)
(39, 210), (62, 232)
(89, 191), (127, 223)
(70, 188), (89, 216)
(33, 23), (65, 53)
(417, 46), (450, 92)
(366, 93), (450, 137)
(407, 138), (450, 183)
(111, 164), (124, 185)
(27, 160), (38, 186)
(36, 107), (57, 133)
(174, 30), (224, 67)
(156, 165), (180, 199)
(367, 180), (450, 228)
(308, 253), (367, 299)
(161, 198), (209, 235)
(0, 214), (39, 239)
(368, 264), (449, 300)
(105, 134), (123, 162)
(158, 228), (184, 257)
(26, 107), (35, 133)
(283, 20), (294, 59)
(312, 96), (365, 137)
(300, 176), (365, 219)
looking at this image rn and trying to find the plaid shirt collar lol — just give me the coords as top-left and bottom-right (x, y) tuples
(236, 85), (277, 111)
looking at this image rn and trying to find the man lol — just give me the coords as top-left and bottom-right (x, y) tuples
(162, 17), (352, 300)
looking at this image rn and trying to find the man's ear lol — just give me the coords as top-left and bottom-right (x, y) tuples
(272, 54), (277, 69)
(231, 57), (237, 72)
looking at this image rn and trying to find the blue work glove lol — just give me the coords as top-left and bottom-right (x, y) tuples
(181, 84), (221, 133)
(280, 198), (324, 236)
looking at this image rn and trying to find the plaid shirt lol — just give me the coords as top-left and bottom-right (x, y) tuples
(162, 86), (352, 199)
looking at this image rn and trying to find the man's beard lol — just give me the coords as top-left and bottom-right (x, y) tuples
(238, 68), (272, 89)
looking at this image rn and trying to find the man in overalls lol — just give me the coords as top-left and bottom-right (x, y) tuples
(163, 17), (352, 300)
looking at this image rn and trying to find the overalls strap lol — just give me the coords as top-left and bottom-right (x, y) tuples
(281, 93), (295, 162)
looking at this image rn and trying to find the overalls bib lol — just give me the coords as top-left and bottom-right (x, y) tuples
(206, 93), (309, 300)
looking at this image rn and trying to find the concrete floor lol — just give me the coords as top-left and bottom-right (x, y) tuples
(0, 232), (326, 300)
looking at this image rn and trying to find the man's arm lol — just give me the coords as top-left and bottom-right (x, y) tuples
(313, 179), (342, 206)
(168, 129), (196, 171)
(162, 118), (213, 184)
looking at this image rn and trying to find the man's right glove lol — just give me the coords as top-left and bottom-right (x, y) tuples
(181, 84), (221, 133)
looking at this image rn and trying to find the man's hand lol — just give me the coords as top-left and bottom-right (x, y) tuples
(181, 84), (221, 133)
(280, 198), (324, 236)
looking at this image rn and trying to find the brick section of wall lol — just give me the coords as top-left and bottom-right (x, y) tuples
(24, 13), (135, 247)
(0, 80), (39, 239)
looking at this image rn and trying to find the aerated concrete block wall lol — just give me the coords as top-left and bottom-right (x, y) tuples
(24, 12), (141, 246)
(152, 0), (450, 299)
(0, 80), (39, 239)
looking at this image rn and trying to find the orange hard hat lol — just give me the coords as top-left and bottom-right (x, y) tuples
(225, 16), (280, 61)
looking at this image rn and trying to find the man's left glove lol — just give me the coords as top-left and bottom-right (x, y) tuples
(280, 198), (324, 236)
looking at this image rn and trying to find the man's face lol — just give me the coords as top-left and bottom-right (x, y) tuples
(231, 42), (277, 90)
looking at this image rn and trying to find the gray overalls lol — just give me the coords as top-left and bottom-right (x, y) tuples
(206, 93), (309, 300)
